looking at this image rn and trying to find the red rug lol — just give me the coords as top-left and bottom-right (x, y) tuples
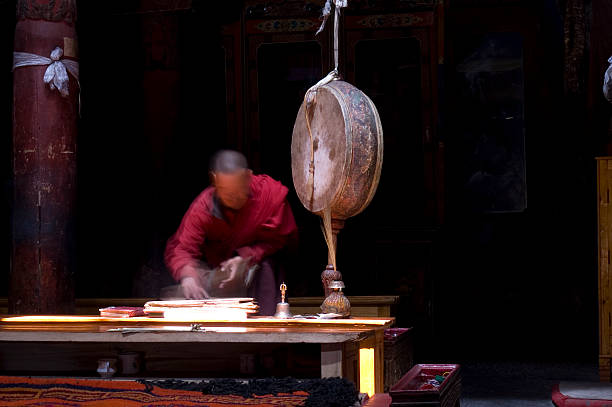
(552, 382), (612, 407)
(0, 376), (308, 406)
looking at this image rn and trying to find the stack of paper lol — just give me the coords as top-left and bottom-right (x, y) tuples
(143, 298), (258, 320)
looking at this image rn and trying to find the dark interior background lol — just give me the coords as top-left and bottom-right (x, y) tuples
(2, 0), (612, 365)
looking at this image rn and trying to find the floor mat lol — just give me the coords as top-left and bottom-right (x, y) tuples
(0, 376), (309, 406)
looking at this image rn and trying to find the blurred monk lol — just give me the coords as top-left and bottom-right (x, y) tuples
(164, 150), (298, 315)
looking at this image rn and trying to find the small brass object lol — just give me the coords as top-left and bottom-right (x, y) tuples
(274, 282), (292, 319)
(321, 279), (351, 317)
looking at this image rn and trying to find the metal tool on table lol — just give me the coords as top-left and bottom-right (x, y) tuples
(274, 283), (292, 319)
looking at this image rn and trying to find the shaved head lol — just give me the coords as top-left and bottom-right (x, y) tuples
(210, 150), (251, 210)
(210, 150), (248, 174)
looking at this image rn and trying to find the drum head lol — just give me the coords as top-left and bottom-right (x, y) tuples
(291, 84), (349, 213)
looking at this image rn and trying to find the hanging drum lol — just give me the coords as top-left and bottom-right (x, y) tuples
(291, 0), (381, 316)
(291, 79), (383, 220)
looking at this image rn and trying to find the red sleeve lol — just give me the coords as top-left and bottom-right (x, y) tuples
(236, 199), (297, 265)
(164, 195), (211, 282)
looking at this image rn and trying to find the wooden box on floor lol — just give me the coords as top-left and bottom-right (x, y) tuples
(598, 157), (612, 382)
(384, 328), (414, 391)
(389, 364), (461, 407)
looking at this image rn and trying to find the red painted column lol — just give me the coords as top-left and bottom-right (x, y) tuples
(10, 0), (78, 314)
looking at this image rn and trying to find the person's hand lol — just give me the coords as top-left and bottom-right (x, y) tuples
(180, 276), (208, 299)
(219, 256), (246, 288)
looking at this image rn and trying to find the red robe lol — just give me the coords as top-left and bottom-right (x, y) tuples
(165, 174), (298, 282)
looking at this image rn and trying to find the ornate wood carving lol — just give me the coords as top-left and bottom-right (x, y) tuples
(346, 12), (434, 28)
(449, 0), (528, 6)
(244, 0), (325, 19)
(251, 18), (318, 32)
(347, 0), (435, 13)
(564, 0), (586, 95)
(16, 0), (76, 23)
(244, 0), (436, 19)
(138, 0), (192, 13)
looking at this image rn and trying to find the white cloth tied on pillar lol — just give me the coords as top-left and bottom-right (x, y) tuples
(12, 46), (79, 97)
(604, 56), (612, 103)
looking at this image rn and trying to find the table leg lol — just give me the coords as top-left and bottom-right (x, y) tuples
(321, 331), (384, 396)
(321, 343), (343, 378)
(359, 329), (384, 396)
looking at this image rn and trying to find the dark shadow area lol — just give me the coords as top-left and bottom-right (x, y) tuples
(75, 3), (229, 298)
(435, 0), (598, 364)
(0, 0), (16, 297)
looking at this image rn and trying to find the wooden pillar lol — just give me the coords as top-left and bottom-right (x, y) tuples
(10, 0), (78, 314)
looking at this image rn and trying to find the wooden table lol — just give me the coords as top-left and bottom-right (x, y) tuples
(0, 315), (393, 396)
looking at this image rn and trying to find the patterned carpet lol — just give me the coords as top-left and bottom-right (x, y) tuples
(0, 376), (310, 406)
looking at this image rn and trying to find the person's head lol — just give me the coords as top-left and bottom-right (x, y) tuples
(210, 150), (252, 210)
